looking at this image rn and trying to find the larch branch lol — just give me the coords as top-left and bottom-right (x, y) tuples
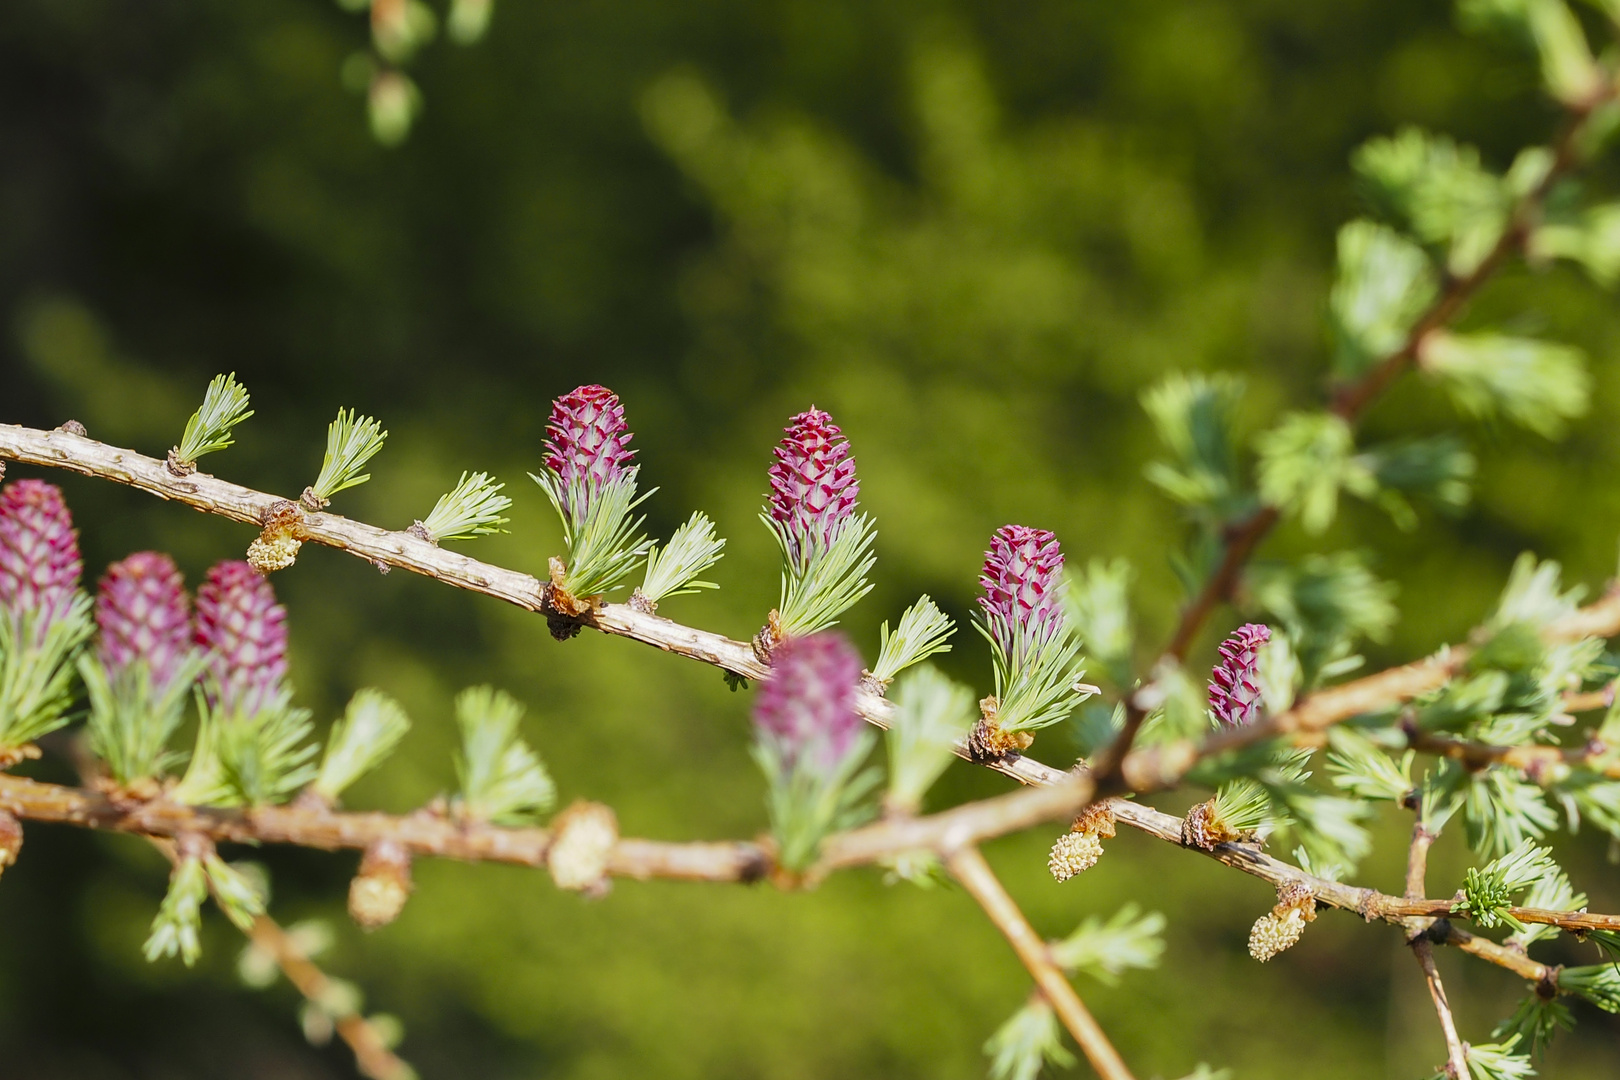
(151, 836), (415, 1080)
(945, 845), (1137, 1080)
(1414, 936), (1471, 1080)
(0, 773), (765, 882)
(0, 423), (1053, 794)
(245, 912), (416, 1080)
(1112, 83), (1615, 780)
(1401, 817), (1468, 1080)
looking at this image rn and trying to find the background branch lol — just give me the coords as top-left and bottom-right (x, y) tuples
(945, 844), (1137, 1080)
(1402, 820), (1469, 1080)
(1123, 587), (1620, 793)
(1104, 88), (1615, 781)
(1414, 937), (1471, 1080)
(151, 836), (415, 1080)
(242, 911), (416, 1080)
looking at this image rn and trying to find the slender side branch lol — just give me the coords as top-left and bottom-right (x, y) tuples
(1430, 920), (1551, 983)
(1164, 506), (1281, 664)
(1106, 800), (1620, 939)
(1408, 728), (1620, 780)
(150, 836), (413, 1080)
(1414, 937), (1470, 1080)
(1401, 819), (1469, 1080)
(243, 912), (415, 1080)
(945, 845), (1137, 1080)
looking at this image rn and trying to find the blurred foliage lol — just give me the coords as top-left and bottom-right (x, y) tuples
(3, 0), (1620, 1078)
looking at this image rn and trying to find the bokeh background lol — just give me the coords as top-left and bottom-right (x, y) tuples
(3, 0), (1620, 1077)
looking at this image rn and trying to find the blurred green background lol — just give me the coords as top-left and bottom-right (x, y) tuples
(3, 0), (1620, 1076)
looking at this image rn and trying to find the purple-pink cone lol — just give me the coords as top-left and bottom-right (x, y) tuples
(752, 632), (864, 774)
(542, 384), (636, 516)
(195, 561), (287, 714)
(0, 479), (83, 638)
(97, 552), (194, 696)
(1209, 623), (1271, 728)
(767, 408), (859, 565)
(978, 525), (1065, 663)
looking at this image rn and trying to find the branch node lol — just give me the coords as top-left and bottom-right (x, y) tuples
(0, 808), (22, 875)
(248, 499), (306, 574)
(1181, 799), (1218, 849)
(547, 801), (618, 896)
(967, 698), (1032, 762)
(541, 557), (596, 639)
(164, 446), (197, 477)
(751, 609), (784, 662)
(858, 669), (891, 696)
(349, 839), (413, 930)
(1536, 964), (1563, 1001)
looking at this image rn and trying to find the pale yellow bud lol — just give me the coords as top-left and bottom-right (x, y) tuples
(1048, 830), (1104, 882)
(247, 530), (301, 573)
(1248, 906), (1308, 962)
(1248, 885), (1316, 962)
(348, 840), (412, 930)
(547, 801), (618, 894)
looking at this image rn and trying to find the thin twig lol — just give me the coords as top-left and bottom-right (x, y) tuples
(243, 913), (416, 1080)
(1163, 506), (1281, 664)
(1402, 819), (1469, 1080)
(945, 845), (1137, 1080)
(1562, 686), (1613, 713)
(1407, 727), (1620, 780)
(1414, 937), (1471, 1080)
(150, 836), (414, 1080)
(1106, 799), (1620, 938)
(1430, 919), (1551, 983)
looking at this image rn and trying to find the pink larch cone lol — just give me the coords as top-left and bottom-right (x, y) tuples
(752, 631), (864, 776)
(0, 479), (84, 641)
(1209, 623), (1271, 728)
(96, 552), (194, 697)
(767, 408), (859, 566)
(977, 525), (1065, 666)
(542, 384), (636, 519)
(195, 561), (287, 714)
